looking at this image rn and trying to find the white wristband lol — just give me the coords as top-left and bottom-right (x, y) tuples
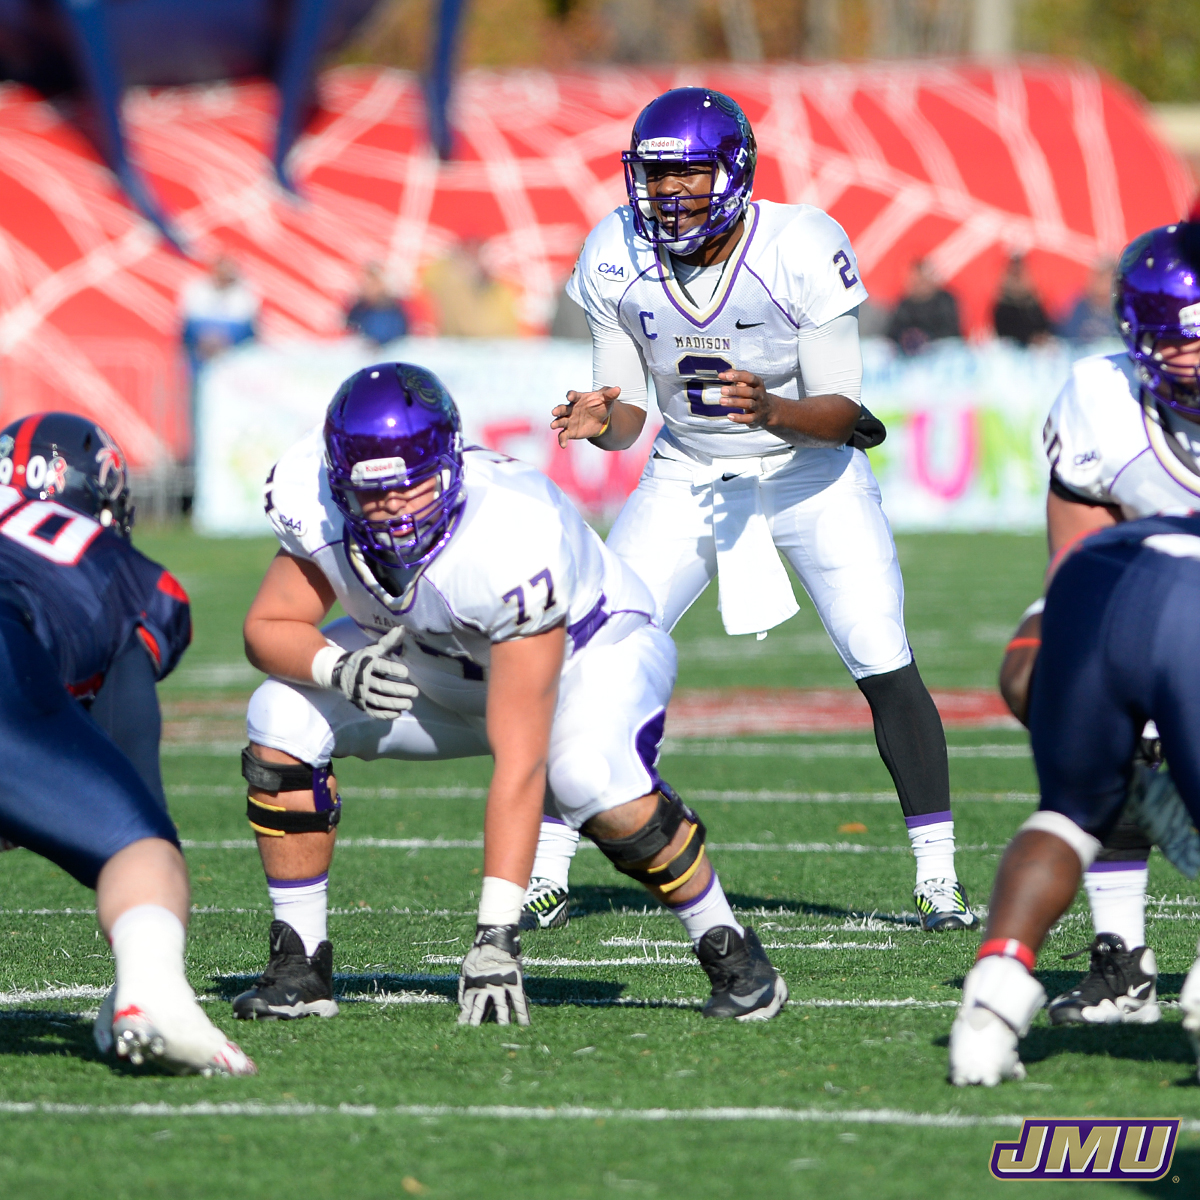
(311, 644), (343, 690)
(1020, 597), (1045, 624)
(477, 876), (526, 927)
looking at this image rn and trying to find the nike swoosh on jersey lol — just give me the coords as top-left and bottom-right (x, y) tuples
(735, 320), (764, 328)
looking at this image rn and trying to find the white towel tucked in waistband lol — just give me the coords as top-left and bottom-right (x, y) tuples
(711, 471), (799, 636)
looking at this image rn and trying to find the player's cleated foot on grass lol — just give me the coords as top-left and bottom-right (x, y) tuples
(110, 995), (256, 1076)
(949, 955), (1044, 1087)
(914, 879), (979, 932)
(519, 878), (570, 930)
(232, 920), (339, 1021)
(696, 926), (788, 1020)
(1047, 934), (1160, 1025)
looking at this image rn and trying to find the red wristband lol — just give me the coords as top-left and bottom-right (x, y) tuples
(1005, 637), (1041, 652)
(977, 937), (1036, 972)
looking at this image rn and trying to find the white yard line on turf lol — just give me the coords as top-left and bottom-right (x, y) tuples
(163, 784), (1038, 805)
(173, 837), (1002, 853)
(9, 1100), (1189, 1131)
(659, 741), (1030, 759)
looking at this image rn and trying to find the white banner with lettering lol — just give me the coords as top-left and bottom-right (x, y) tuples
(194, 337), (1120, 536)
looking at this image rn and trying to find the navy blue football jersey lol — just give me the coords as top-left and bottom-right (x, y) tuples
(0, 485), (190, 695)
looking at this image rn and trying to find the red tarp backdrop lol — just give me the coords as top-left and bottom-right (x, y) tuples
(0, 61), (1191, 467)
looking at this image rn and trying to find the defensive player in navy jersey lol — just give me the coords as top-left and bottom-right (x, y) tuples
(951, 514), (1200, 1086)
(0, 413), (254, 1076)
(537, 87), (972, 934)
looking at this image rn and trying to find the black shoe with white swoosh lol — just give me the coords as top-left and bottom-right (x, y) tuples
(1047, 933), (1160, 1025)
(696, 926), (788, 1020)
(232, 920), (339, 1020)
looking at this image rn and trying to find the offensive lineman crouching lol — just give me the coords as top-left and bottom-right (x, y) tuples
(951, 514), (1200, 1085)
(233, 362), (787, 1025)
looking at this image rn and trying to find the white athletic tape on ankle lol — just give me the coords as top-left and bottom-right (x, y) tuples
(478, 876), (525, 927)
(962, 955), (1045, 1036)
(1018, 810), (1101, 870)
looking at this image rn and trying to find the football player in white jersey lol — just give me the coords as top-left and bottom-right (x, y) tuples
(1000, 221), (1200, 1028)
(522, 86), (975, 934)
(230, 362), (787, 1026)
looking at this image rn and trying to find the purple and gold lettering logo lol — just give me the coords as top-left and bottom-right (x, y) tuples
(991, 1119), (1178, 1181)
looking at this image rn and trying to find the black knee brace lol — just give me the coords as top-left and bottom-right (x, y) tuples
(1096, 808), (1153, 863)
(242, 746), (341, 837)
(588, 785), (707, 894)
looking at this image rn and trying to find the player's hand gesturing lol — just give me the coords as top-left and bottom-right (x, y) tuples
(718, 369), (772, 426)
(552, 386), (622, 447)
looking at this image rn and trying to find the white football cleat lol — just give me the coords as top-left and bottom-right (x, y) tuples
(1179, 944), (1200, 1083)
(111, 992), (256, 1076)
(93, 983), (116, 1055)
(949, 955), (1045, 1087)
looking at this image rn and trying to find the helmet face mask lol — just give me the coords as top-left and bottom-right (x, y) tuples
(0, 414), (134, 537)
(1115, 223), (1200, 418)
(324, 363), (465, 586)
(622, 88), (756, 255)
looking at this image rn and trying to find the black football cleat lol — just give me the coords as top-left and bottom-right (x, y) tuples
(232, 920), (339, 1020)
(519, 879), (570, 930)
(1047, 933), (1160, 1025)
(913, 878), (980, 932)
(696, 926), (788, 1020)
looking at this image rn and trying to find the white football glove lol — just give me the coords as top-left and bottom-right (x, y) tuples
(314, 626), (417, 720)
(949, 956), (1045, 1087)
(458, 924), (530, 1027)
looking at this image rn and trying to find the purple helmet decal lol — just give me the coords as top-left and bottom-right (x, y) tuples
(324, 363), (465, 574)
(621, 87), (756, 254)
(1115, 222), (1200, 416)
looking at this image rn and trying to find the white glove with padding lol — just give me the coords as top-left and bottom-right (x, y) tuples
(458, 924), (530, 1027)
(949, 954), (1045, 1087)
(311, 626), (417, 719)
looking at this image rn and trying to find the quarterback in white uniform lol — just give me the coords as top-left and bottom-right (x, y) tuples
(523, 86), (975, 934)
(230, 361), (787, 1026)
(999, 222), (1200, 1030)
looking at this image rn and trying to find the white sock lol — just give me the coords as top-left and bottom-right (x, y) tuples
(526, 818), (579, 894)
(669, 873), (744, 946)
(110, 904), (189, 1003)
(267, 872), (329, 956)
(906, 813), (957, 885)
(1084, 862), (1148, 948)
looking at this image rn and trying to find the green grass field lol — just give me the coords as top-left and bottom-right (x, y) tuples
(1, 528), (1197, 1198)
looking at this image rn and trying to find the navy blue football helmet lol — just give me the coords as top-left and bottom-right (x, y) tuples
(0, 413), (133, 537)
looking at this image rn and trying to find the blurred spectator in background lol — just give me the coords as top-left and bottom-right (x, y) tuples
(1057, 259), (1117, 342)
(423, 239), (520, 337)
(345, 262), (409, 346)
(886, 259), (961, 354)
(856, 298), (890, 340)
(992, 252), (1052, 345)
(181, 255), (259, 378)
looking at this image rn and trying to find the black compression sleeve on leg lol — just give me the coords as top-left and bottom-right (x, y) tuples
(856, 660), (951, 819)
(1094, 808), (1153, 862)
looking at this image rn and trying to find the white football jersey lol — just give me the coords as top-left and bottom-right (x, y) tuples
(567, 200), (868, 461)
(264, 427), (655, 689)
(1044, 353), (1200, 516)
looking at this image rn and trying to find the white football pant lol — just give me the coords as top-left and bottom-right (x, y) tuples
(247, 616), (676, 829)
(607, 445), (911, 676)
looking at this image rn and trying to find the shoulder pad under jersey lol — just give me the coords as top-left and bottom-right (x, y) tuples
(263, 425), (343, 560)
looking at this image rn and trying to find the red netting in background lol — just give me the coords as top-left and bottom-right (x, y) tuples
(0, 61), (1190, 467)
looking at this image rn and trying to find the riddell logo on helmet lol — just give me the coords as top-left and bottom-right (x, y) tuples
(350, 457), (406, 485)
(990, 1119), (1178, 1181)
(638, 137), (687, 155)
(1179, 300), (1200, 328)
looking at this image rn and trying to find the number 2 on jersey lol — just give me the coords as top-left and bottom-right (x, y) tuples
(832, 249), (859, 289)
(677, 355), (746, 419)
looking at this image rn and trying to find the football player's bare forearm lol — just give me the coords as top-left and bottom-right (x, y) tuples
(1045, 489), (1120, 561)
(764, 393), (860, 444)
(244, 618), (333, 683)
(591, 400), (646, 451)
(483, 761), (548, 886)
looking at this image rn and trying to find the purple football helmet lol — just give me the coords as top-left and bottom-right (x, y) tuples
(622, 87), (756, 254)
(1115, 222), (1200, 416)
(325, 363), (464, 581)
